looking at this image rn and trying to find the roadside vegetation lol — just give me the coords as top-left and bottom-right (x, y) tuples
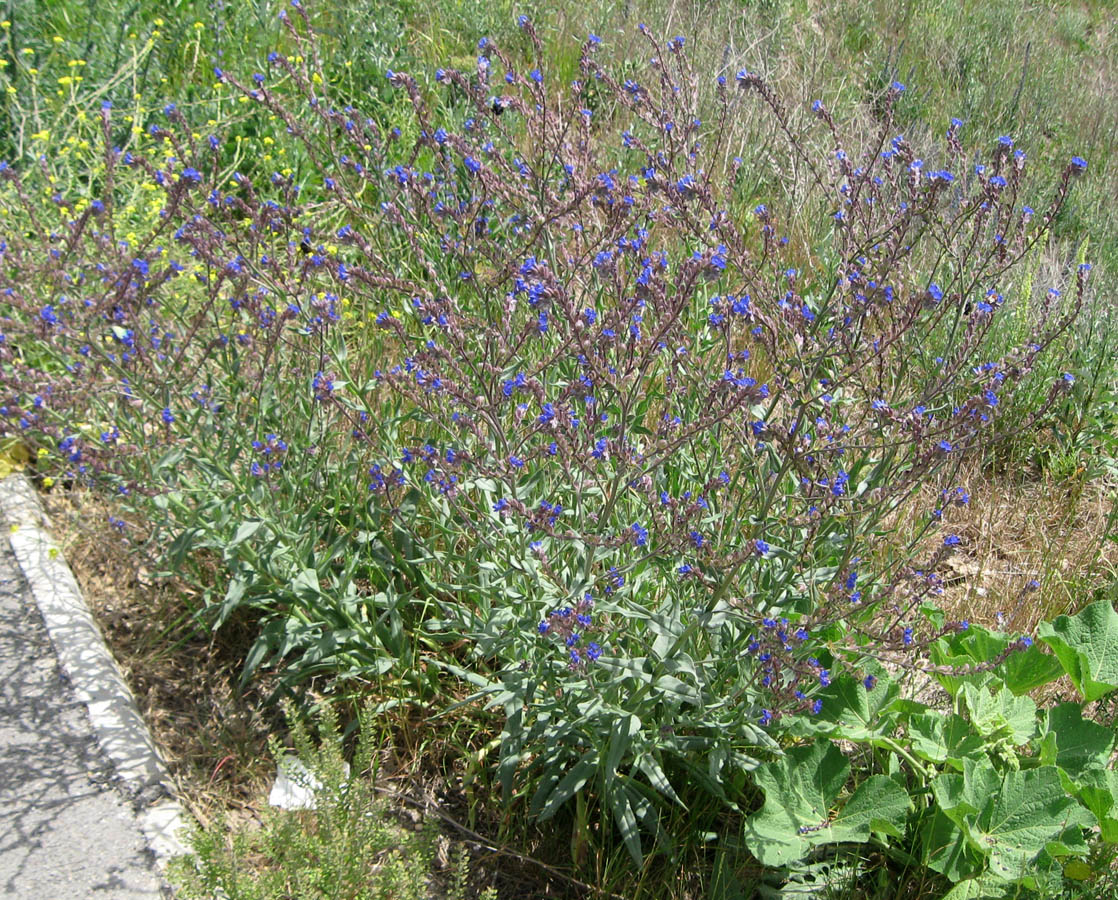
(2, 1), (1117, 897)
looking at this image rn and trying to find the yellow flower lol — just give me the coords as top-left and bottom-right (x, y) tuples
(42, 476), (55, 488)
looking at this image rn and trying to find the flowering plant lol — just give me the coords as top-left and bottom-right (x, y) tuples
(1, 8), (1112, 889)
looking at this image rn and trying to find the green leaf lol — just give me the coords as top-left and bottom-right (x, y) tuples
(1037, 600), (1118, 701)
(1045, 817), (1093, 858)
(743, 740), (850, 866)
(227, 518), (265, 551)
(741, 742), (904, 865)
(910, 713), (986, 769)
(1042, 703), (1116, 781)
(921, 809), (984, 882)
(960, 684), (1036, 745)
(635, 753), (683, 806)
(932, 759), (1000, 832)
(998, 643), (1065, 695)
(825, 775), (910, 842)
(608, 781), (643, 865)
(971, 767), (1080, 881)
(604, 714), (640, 776)
(940, 875), (1008, 899)
(1077, 769), (1118, 843)
(532, 752), (598, 821)
(795, 670), (900, 741)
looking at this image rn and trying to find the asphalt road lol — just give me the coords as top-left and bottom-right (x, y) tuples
(0, 537), (168, 899)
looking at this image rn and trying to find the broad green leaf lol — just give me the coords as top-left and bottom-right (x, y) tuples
(742, 743), (905, 865)
(940, 875), (1008, 899)
(910, 713), (986, 769)
(824, 775), (910, 842)
(998, 643), (1065, 695)
(960, 684), (1036, 745)
(971, 767), (1079, 881)
(1045, 817), (1093, 858)
(933, 759), (1000, 833)
(652, 673), (700, 705)
(1063, 860), (1094, 881)
(1038, 601), (1118, 701)
(930, 630), (1000, 696)
(743, 740), (849, 866)
(1042, 703), (1115, 781)
(921, 809), (984, 882)
(796, 670), (900, 741)
(1077, 769), (1118, 843)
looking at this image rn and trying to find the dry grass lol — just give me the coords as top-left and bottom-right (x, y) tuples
(40, 487), (279, 828)
(916, 467), (1117, 634)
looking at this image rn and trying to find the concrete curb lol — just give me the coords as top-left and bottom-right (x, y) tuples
(0, 473), (192, 868)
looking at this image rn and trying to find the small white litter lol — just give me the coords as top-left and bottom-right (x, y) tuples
(268, 755), (349, 810)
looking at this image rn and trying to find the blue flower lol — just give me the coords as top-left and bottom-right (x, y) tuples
(943, 534), (961, 547)
(632, 522), (649, 546)
(161, 407), (174, 425)
(1071, 156), (1087, 171)
(586, 642), (602, 661)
